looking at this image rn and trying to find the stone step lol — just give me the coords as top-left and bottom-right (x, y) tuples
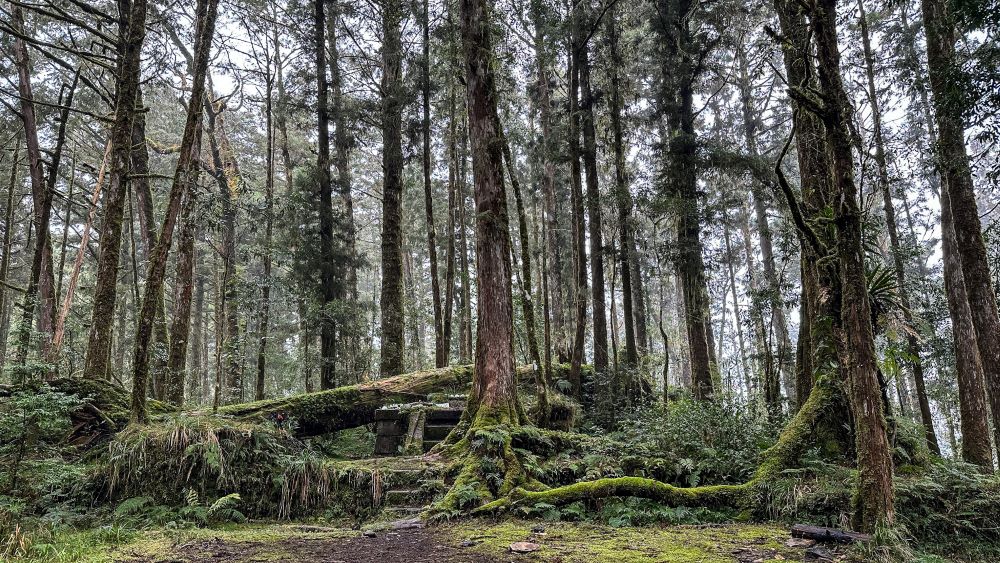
(425, 408), (463, 423)
(423, 423), (456, 441)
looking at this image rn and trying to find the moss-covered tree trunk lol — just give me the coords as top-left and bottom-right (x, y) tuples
(809, 0), (895, 531)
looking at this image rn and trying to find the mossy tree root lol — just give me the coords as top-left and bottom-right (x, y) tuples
(471, 374), (849, 517)
(479, 477), (751, 514)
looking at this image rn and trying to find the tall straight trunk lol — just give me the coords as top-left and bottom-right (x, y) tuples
(0, 140), (19, 374)
(502, 135), (547, 421)
(773, 0), (836, 410)
(530, 0), (568, 363)
(256, 42), (275, 401)
(11, 5), (57, 365)
(920, 0), (1000, 458)
(131, 92), (171, 398)
(420, 0), (444, 369)
(657, 0), (713, 400)
(328, 0), (360, 378)
(166, 188), (197, 404)
(443, 88), (459, 366)
(857, 0), (938, 454)
(379, 0), (406, 376)
(606, 4), (637, 367)
(577, 2), (608, 376)
(941, 185), (994, 468)
(810, 0), (894, 530)
(131, 0), (217, 420)
(83, 0), (147, 380)
(315, 0), (339, 390)
(204, 100), (242, 401)
(460, 0), (521, 424)
(567, 16), (588, 400)
(457, 114), (474, 363)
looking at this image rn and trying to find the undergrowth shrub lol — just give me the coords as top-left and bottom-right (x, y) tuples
(611, 397), (780, 486)
(101, 414), (332, 519)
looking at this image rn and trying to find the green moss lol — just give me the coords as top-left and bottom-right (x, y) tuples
(444, 518), (800, 563)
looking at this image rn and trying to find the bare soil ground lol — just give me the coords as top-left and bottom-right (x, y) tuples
(120, 526), (501, 563)
(111, 519), (843, 563)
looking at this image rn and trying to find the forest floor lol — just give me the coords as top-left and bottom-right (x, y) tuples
(51, 519), (835, 563)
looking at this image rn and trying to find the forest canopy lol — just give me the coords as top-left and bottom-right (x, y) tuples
(2, 0), (1000, 559)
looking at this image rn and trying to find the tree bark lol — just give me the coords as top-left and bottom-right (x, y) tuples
(809, 0), (895, 530)
(460, 0), (521, 425)
(131, 0), (217, 420)
(567, 17), (588, 401)
(82, 0), (147, 381)
(920, 0), (1000, 459)
(314, 0), (339, 390)
(379, 0), (406, 377)
(857, 0), (938, 454)
(656, 0), (714, 400)
(577, 2), (607, 377)
(11, 5), (57, 366)
(606, 4), (637, 368)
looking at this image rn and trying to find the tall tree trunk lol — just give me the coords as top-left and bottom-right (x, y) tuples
(809, 0), (894, 530)
(656, 0), (714, 400)
(82, 0), (147, 380)
(315, 0), (339, 390)
(131, 0), (217, 420)
(379, 0), (406, 376)
(457, 114), (474, 363)
(567, 16), (588, 400)
(131, 92), (171, 398)
(166, 188), (197, 405)
(256, 42), (275, 401)
(54, 154), (76, 312)
(11, 5), (58, 367)
(920, 0), (1000, 458)
(502, 135), (547, 422)
(420, 0), (444, 369)
(577, 2), (608, 377)
(941, 184), (994, 468)
(606, 4), (637, 368)
(460, 0), (521, 425)
(530, 0), (568, 363)
(857, 0), (939, 454)
(443, 88), (459, 366)
(328, 0), (360, 378)
(0, 139), (19, 374)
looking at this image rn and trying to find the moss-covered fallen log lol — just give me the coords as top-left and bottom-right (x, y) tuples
(219, 364), (579, 437)
(480, 476), (750, 513)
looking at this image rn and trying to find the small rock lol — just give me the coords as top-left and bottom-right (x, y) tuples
(362, 530), (378, 538)
(460, 540), (479, 548)
(510, 541), (541, 553)
(785, 538), (817, 548)
(531, 525), (546, 534)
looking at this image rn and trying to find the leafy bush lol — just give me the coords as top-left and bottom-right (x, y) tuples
(611, 398), (780, 486)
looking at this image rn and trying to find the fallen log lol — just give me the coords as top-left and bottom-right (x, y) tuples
(219, 364), (581, 437)
(790, 524), (871, 544)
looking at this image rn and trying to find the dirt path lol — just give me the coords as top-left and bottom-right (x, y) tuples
(113, 519), (832, 563)
(120, 527), (500, 563)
